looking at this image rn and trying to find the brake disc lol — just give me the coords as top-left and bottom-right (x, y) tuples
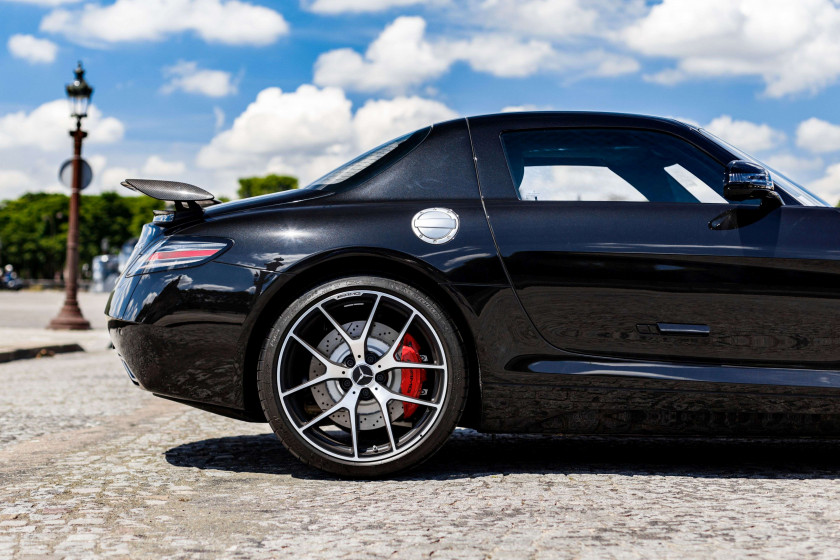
(309, 321), (404, 430)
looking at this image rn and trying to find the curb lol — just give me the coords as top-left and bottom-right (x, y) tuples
(0, 344), (85, 364)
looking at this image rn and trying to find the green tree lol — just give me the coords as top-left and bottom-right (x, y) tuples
(237, 174), (298, 199)
(0, 192), (163, 279)
(0, 193), (68, 279)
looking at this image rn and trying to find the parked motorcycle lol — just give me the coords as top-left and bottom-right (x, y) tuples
(2, 265), (23, 291)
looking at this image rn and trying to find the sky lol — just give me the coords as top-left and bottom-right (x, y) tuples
(1, 0), (839, 202)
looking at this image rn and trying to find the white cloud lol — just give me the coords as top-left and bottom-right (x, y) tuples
(0, 151), (61, 198)
(87, 113), (125, 145)
(353, 96), (457, 150)
(704, 115), (786, 153)
(258, 92), (455, 180)
(213, 107), (225, 130)
(796, 118), (840, 153)
(809, 162), (840, 204)
(447, 34), (558, 78)
(86, 153), (108, 177)
(7, 34), (58, 64)
(0, 170), (34, 195)
(2, 0), (80, 5)
(461, 0), (647, 40)
(306, 0), (643, 34)
(95, 156), (185, 194)
(0, 150), (79, 198)
(501, 105), (543, 113)
(0, 99), (124, 152)
(161, 61), (238, 98)
(314, 15), (638, 93)
(0, 101), (124, 198)
(623, 0), (840, 97)
(40, 0), (289, 46)
(142, 155), (186, 177)
(197, 84), (458, 185)
(197, 85), (354, 172)
(469, 0), (597, 38)
(542, 49), (640, 79)
(587, 51), (640, 77)
(101, 166), (137, 192)
(305, 0), (428, 13)
(763, 153), (825, 179)
(314, 17), (450, 94)
(642, 68), (684, 87)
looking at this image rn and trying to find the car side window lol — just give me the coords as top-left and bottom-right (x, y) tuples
(501, 128), (730, 203)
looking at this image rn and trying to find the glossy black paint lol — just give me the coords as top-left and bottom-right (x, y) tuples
(108, 112), (840, 436)
(483, 202), (840, 367)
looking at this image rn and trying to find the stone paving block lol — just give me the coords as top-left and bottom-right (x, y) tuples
(1, 347), (840, 558)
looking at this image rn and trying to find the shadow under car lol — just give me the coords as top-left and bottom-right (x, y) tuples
(164, 429), (840, 481)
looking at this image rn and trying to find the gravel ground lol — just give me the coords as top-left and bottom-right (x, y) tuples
(1, 343), (840, 559)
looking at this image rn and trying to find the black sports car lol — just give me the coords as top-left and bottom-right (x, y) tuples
(108, 111), (840, 477)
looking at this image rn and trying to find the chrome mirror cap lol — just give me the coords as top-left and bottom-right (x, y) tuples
(723, 160), (778, 203)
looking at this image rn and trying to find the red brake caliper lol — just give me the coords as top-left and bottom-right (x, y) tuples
(398, 333), (426, 419)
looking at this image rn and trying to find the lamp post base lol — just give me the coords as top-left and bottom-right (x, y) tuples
(48, 304), (91, 330)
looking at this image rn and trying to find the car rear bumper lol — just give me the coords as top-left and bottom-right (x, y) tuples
(107, 261), (285, 414)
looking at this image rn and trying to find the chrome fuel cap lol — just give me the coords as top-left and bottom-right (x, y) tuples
(411, 208), (459, 244)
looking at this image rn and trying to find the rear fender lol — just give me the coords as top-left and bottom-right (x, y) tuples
(235, 247), (485, 425)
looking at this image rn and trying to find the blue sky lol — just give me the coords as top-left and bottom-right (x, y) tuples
(1, 0), (840, 201)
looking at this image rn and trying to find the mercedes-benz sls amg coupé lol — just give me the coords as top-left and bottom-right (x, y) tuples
(108, 112), (840, 476)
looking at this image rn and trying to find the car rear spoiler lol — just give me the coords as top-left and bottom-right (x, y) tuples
(120, 178), (219, 225)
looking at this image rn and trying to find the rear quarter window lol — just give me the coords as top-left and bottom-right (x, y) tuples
(305, 127), (431, 193)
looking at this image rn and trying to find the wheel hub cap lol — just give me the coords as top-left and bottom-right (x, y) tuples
(352, 364), (374, 385)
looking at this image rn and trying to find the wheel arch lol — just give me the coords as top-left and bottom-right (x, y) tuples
(240, 248), (483, 428)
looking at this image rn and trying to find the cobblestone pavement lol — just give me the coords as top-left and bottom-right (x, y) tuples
(2, 347), (840, 559)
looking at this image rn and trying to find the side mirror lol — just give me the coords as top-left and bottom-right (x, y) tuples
(723, 160), (782, 206)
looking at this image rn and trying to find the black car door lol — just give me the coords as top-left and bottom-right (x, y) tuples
(469, 114), (840, 370)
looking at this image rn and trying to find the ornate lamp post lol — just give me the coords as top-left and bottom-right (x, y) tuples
(49, 62), (93, 330)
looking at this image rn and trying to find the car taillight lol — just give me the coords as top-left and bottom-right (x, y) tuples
(125, 237), (231, 276)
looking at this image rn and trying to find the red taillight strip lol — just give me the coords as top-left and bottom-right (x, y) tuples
(148, 249), (220, 262)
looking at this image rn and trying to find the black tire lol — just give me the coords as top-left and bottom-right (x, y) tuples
(257, 276), (468, 477)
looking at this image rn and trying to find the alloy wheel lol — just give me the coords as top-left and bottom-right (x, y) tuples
(275, 289), (449, 463)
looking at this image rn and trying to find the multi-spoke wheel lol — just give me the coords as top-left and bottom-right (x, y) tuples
(257, 276), (467, 477)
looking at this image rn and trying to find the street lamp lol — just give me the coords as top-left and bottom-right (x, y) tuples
(49, 62), (93, 330)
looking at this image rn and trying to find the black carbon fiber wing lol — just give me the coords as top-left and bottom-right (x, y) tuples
(121, 179), (218, 225)
(120, 179), (215, 202)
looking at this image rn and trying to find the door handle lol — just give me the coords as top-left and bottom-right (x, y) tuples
(656, 323), (710, 336)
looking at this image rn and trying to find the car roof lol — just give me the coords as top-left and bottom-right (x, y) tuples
(466, 111), (698, 133)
